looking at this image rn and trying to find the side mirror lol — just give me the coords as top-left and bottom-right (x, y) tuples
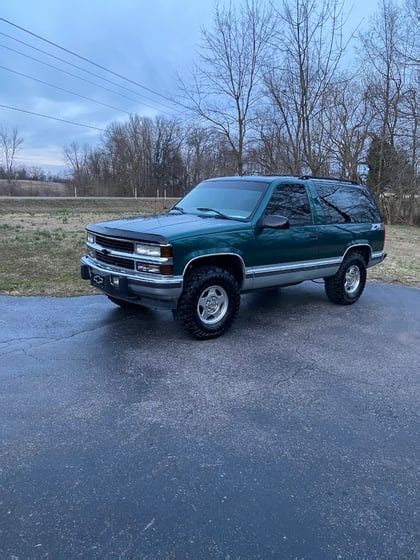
(262, 214), (290, 229)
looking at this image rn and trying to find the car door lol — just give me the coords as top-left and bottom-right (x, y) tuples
(249, 183), (321, 288)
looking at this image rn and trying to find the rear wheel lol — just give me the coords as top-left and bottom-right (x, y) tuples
(174, 266), (240, 339)
(324, 252), (367, 305)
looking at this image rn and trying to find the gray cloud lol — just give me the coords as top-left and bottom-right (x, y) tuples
(0, 0), (212, 172)
(0, 0), (376, 173)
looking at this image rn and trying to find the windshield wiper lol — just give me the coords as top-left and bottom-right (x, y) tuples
(169, 205), (186, 214)
(196, 207), (239, 220)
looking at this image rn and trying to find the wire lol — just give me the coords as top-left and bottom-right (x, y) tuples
(0, 30), (177, 113)
(0, 103), (106, 131)
(0, 43), (174, 116)
(0, 64), (131, 115)
(0, 17), (180, 107)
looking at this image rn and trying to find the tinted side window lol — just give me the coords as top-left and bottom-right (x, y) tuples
(316, 185), (347, 224)
(361, 188), (382, 222)
(265, 184), (312, 226)
(316, 184), (381, 224)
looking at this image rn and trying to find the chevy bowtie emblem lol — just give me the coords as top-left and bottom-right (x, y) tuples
(93, 274), (104, 285)
(101, 248), (110, 255)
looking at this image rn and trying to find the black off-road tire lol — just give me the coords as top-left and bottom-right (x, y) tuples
(324, 252), (367, 305)
(174, 266), (240, 339)
(107, 296), (143, 310)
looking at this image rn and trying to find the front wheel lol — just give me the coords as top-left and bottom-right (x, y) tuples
(174, 266), (240, 339)
(324, 252), (367, 305)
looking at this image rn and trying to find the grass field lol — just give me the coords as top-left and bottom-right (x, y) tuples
(0, 199), (419, 295)
(0, 199), (174, 296)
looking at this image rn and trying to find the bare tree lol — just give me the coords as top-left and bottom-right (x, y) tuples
(359, 0), (419, 223)
(184, 126), (237, 184)
(359, 0), (407, 199)
(0, 125), (23, 182)
(251, 106), (299, 174)
(63, 142), (88, 196)
(266, 0), (350, 175)
(326, 83), (373, 181)
(91, 116), (186, 196)
(179, 0), (275, 175)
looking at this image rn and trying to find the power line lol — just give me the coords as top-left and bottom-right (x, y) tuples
(0, 30), (177, 113)
(0, 103), (106, 131)
(0, 64), (131, 115)
(0, 43), (175, 116)
(0, 17), (181, 107)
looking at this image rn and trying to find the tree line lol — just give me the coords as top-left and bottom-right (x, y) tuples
(65, 0), (418, 223)
(3, 0), (416, 223)
(0, 125), (65, 184)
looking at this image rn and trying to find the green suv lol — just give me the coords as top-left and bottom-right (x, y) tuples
(81, 176), (386, 339)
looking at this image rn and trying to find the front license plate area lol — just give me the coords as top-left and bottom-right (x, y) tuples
(90, 271), (128, 296)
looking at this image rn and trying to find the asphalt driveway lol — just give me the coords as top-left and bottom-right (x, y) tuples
(0, 282), (419, 559)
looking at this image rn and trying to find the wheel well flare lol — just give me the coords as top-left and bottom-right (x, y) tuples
(184, 255), (245, 286)
(345, 245), (371, 264)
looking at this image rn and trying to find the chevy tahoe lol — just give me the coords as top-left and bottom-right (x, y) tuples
(81, 176), (386, 339)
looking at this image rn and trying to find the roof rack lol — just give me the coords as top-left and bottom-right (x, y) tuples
(299, 175), (359, 185)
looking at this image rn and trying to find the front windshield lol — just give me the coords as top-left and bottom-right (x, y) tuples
(173, 179), (269, 220)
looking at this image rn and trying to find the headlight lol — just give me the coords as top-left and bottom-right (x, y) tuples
(135, 243), (161, 257)
(87, 232), (95, 244)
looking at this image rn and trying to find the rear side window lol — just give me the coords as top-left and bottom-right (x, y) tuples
(265, 184), (312, 226)
(316, 184), (381, 224)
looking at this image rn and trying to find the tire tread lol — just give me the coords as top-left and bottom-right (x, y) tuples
(324, 251), (367, 305)
(174, 266), (240, 339)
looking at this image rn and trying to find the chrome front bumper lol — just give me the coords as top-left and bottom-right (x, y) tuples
(80, 255), (183, 309)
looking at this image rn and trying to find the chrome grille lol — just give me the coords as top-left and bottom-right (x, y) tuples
(95, 234), (134, 253)
(95, 251), (134, 270)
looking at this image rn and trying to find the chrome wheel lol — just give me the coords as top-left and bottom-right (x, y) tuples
(344, 264), (361, 295)
(197, 285), (229, 325)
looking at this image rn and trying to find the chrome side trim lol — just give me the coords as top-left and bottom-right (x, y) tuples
(246, 256), (342, 289)
(247, 256), (342, 276)
(251, 266), (341, 289)
(368, 251), (386, 268)
(371, 251), (385, 259)
(244, 245), (382, 289)
(81, 256), (182, 285)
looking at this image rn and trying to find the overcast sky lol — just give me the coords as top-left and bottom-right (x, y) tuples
(0, 0), (378, 174)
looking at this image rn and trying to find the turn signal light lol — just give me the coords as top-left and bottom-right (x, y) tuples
(160, 264), (173, 275)
(160, 245), (173, 258)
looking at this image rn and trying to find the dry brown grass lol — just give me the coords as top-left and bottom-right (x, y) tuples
(0, 202), (418, 295)
(368, 225), (420, 287)
(0, 202), (169, 296)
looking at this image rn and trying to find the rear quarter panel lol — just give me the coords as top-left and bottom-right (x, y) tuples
(346, 223), (385, 254)
(307, 182), (385, 258)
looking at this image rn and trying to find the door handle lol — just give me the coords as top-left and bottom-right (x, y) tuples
(308, 233), (319, 239)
